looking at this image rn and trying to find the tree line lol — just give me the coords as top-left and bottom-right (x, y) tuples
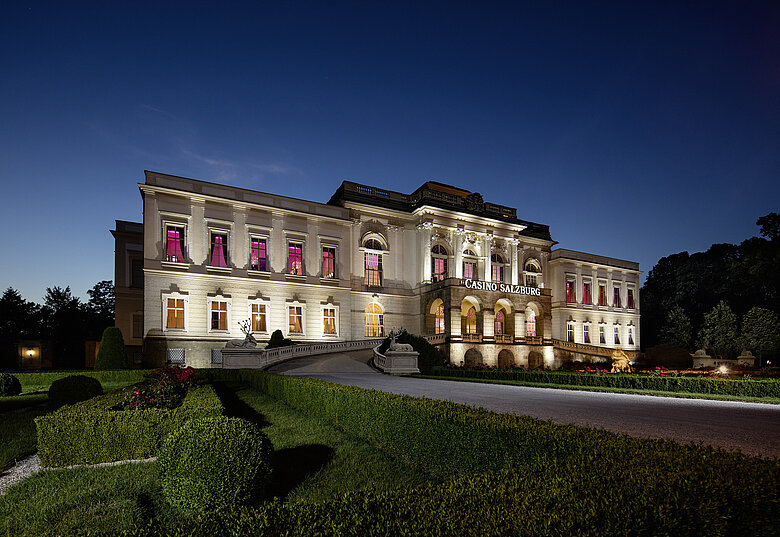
(0, 281), (114, 370)
(640, 213), (780, 361)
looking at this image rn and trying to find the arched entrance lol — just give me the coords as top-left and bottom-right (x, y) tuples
(528, 350), (543, 369)
(498, 349), (514, 369)
(464, 348), (483, 367)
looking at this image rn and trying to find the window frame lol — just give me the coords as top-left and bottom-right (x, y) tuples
(583, 323), (591, 344)
(248, 298), (270, 335)
(524, 259), (541, 288)
(321, 245), (337, 279)
(598, 323), (606, 344)
(598, 281), (608, 307)
(207, 228), (231, 269)
(565, 275), (577, 303)
(321, 303), (339, 337)
(627, 286), (636, 310)
(431, 244), (448, 282)
(162, 292), (188, 332)
(614, 325), (621, 345)
(162, 220), (188, 264)
(207, 295), (231, 333)
(613, 284), (622, 309)
(286, 240), (305, 276)
(286, 301), (306, 336)
(490, 253), (506, 283)
(567, 321), (575, 343)
(364, 302), (384, 338)
(248, 235), (269, 273)
(582, 278), (592, 305)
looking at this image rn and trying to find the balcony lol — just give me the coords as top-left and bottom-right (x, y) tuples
(525, 336), (543, 345)
(494, 334), (514, 344)
(462, 333), (482, 343)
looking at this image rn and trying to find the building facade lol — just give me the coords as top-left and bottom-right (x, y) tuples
(114, 171), (640, 368)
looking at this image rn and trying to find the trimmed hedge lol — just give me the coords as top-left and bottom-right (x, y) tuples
(48, 375), (103, 407)
(158, 416), (273, 511)
(36, 384), (223, 467)
(14, 370), (150, 393)
(429, 367), (780, 398)
(199, 369), (779, 537)
(0, 372), (22, 396)
(94, 327), (127, 370)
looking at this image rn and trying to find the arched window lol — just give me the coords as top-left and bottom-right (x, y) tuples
(363, 239), (384, 287)
(526, 311), (537, 337)
(463, 249), (477, 280)
(491, 254), (505, 283)
(465, 306), (477, 334)
(435, 304), (445, 334)
(431, 244), (448, 282)
(364, 239), (383, 251)
(494, 309), (505, 335)
(365, 302), (384, 337)
(524, 260), (541, 287)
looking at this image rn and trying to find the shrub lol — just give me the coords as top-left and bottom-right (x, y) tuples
(48, 375), (103, 407)
(0, 372), (22, 396)
(36, 384), (223, 467)
(266, 329), (293, 349)
(94, 327), (127, 370)
(158, 416), (273, 512)
(377, 329), (446, 373)
(121, 366), (198, 410)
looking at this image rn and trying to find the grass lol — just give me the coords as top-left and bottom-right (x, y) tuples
(0, 383), (433, 536)
(0, 406), (48, 470)
(419, 374), (780, 404)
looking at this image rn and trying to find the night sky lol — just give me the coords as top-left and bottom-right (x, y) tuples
(1, 1), (778, 302)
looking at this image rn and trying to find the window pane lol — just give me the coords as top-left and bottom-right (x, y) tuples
(166, 227), (185, 262)
(323, 308), (336, 334)
(289, 306), (303, 333)
(583, 283), (592, 304)
(288, 244), (303, 275)
(251, 303), (266, 332)
(322, 247), (336, 278)
(463, 261), (475, 280)
(210, 234), (228, 267)
(250, 239), (267, 271)
(365, 253), (382, 287)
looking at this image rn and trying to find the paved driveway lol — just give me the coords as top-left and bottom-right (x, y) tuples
(269, 350), (780, 458)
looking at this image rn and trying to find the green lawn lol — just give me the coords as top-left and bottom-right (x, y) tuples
(0, 383), (433, 536)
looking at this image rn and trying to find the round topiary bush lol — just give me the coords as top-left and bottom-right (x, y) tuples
(94, 326), (127, 370)
(48, 375), (103, 407)
(158, 416), (273, 511)
(0, 372), (22, 396)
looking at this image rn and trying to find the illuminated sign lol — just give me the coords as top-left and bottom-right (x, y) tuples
(462, 279), (541, 296)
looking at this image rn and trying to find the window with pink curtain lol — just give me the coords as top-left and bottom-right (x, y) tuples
(526, 312), (537, 337)
(322, 247), (336, 278)
(250, 239), (267, 271)
(494, 310), (505, 335)
(364, 253), (382, 287)
(583, 282), (592, 305)
(209, 233), (228, 267)
(165, 226), (185, 262)
(288, 243), (303, 275)
(566, 280), (576, 303)
(463, 261), (475, 279)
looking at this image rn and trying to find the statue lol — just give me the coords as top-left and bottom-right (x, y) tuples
(610, 347), (633, 373)
(226, 319), (258, 348)
(388, 329), (414, 352)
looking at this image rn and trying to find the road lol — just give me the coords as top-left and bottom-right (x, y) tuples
(268, 350), (780, 458)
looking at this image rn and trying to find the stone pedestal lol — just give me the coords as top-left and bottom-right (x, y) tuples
(222, 348), (264, 369)
(373, 347), (420, 375)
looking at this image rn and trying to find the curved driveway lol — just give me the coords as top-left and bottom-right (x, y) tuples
(269, 350), (780, 458)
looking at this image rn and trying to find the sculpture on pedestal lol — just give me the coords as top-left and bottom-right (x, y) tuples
(226, 319), (258, 348)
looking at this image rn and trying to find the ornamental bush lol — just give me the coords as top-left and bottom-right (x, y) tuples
(158, 416), (273, 512)
(0, 372), (22, 396)
(48, 375), (103, 407)
(266, 329), (293, 349)
(94, 327), (127, 370)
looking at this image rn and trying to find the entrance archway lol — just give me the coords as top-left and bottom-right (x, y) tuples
(498, 349), (514, 369)
(528, 351), (543, 369)
(464, 348), (483, 367)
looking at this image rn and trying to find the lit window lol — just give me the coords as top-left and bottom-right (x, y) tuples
(431, 244), (448, 282)
(614, 326), (621, 345)
(463, 250), (477, 280)
(211, 301), (227, 330)
(613, 286), (622, 308)
(526, 311), (537, 337)
(209, 233), (229, 268)
(323, 307), (336, 335)
(288, 243), (303, 275)
(251, 303), (267, 332)
(598, 284), (608, 306)
(365, 253), (382, 287)
(365, 303), (384, 337)
(165, 225), (186, 263)
(628, 327), (635, 345)
(567, 323), (574, 342)
(494, 309), (505, 335)
(435, 304), (445, 334)
(250, 238), (267, 271)
(288, 306), (303, 334)
(464, 307), (477, 334)
(599, 325), (606, 344)
(491, 254), (505, 282)
(566, 278), (577, 303)
(524, 261), (540, 287)
(322, 247), (336, 279)
(583, 324), (591, 344)
(627, 289), (635, 309)
(583, 282), (592, 305)
(166, 298), (184, 329)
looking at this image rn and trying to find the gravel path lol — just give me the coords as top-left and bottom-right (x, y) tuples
(0, 455), (156, 496)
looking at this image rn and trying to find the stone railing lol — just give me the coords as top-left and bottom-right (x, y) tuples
(494, 334), (514, 344)
(552, 339), (639, 360)
(222, 338), (385, 370)
(424, 333), (447, 345)
(524, 336), (543, 346)
(462, 333), (482, 343)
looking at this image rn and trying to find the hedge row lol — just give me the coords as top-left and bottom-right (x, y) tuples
(14, 370), (151, 393)
(36, 384), (223, 467)
(101, 464), (778, 537)
(429, 367), (780, 397)
(202, 369), (779, 536)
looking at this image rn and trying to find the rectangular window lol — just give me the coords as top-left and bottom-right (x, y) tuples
(251, 303), (267, 332)
(165, 225), (186, 263)
(249, 238), (267, 271)
(583, 282), (592, 305)
(566, 279), (576, 303)
(599, 325), (606, 344)
(365, 253), (382, 287)
(628, 327), (635, 345)
(613, 286), (622, 308)
(627, 289), (635, 309)
(322, 247), (336, 279)
(288, 306), (303, 333)
(323, 308), (336, 335)
(463, 261), (476, 280)
(525, 273), (537, 287)
(614, 326), (621, 345)
(598, 284), (607, 306)
(288, 243), (303, 275)
(583, 324), (591, 344)
(132, 313), (143, 339)
(491, 264), (504, 283)
(166, 298), (184, 329)
(130, 258), (144, 288)
(209, 232), (229, 268)
(567, 324), (574, 342)
(432, 257), (447, 282)
(211, 301), (227, 330)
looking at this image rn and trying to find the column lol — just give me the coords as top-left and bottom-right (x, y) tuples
(510, 239), (519, 285)
(483, 309), (494, 339)
(450, 305), (462, 338)
(191, 201), (206, 265)
(233, 208), (247, 269)
(454, 229), (464, 278)
(483, 234), (492, 281)
(515, 311), (526, 339)
(418, 222), (432, 284)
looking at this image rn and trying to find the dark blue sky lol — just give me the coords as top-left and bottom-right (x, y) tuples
(1, 1), (778, 302)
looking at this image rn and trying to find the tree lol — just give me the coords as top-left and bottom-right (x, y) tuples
(94, 326), (127, 370)
(0, 288), (41, 370)
(85, 280), (115, 340)
(659, 305), (694, 350)
(698, 301), (739, 359)
(757, 212), (780, 242)
(42, 286), (86, 369)
(741, 307), (780, 361)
